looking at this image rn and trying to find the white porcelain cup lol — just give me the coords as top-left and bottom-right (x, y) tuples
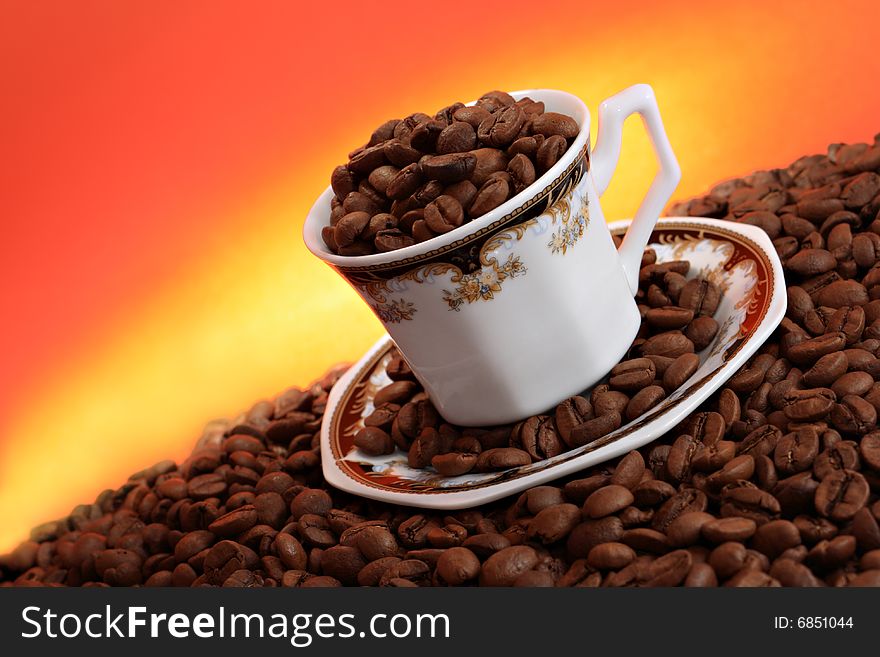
(304, 85), (680, 426)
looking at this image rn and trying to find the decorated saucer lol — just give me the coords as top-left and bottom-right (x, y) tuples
(320, 217), (786, 509)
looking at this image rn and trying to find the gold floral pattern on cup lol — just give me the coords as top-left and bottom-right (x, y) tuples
(357, 179), (590, 320)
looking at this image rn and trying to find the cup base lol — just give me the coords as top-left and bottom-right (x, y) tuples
(425, 306), (640, 427)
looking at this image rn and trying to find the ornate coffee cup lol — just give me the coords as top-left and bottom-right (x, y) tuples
(304, 85), (680, 425)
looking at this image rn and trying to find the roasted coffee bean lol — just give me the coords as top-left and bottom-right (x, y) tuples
(728, 361), (768, 394)
(664, 353), (700, 391)
(554, 561), (601, 587)
(443, 180), (478, 211)
(853, 508), (880, 551)
(478, 105), (525, 148)
(707, 455), (755, 490)
(583, 486), (634, 519)
(569, 412), (622, 447)
(555, 396), (593, 446)
(320, 546), (366, 586)
(375, 558), (428, 587)
(409, 119), (445, 152)
(479, 546), (539, 586)
(274, 532), (308, 570)
(667, 512), (715, 547)
(475, 447), (531, 472)
(536, 135), (568, 172)
(862, 431), (880, 470)
(620, 527), (669, 554)
(593, 390), (629, 417)
(385, 164), (422, 201)
(290, 489), (332, 519)
(813, 440), (861, 480)
(752, 519), (801, 558)
(653, 489), (708, 532)
(354, 426), (395, 456)
(461, 533), (511, 560)
(397, 399), (439, 439)
(702, 517), (757, 543)
(773, 472), (820, 516)
(642, 332), (695, 358)
(564, 475), (611, 504)
(826, 306), (865, 344)
(738, 425), (782, 458)
(774, 428), (820, 474)
(815, 280), (869, 308)
(208, 506), (258, 537)
(424, 195), (465, 234)
(805, 535), (858, 571)
(626, 386), (666, 420)
(453, 106), (491, 128)
(566, 516), (625, 558)
(437, 122), (477, 154)
(679, 279), (721, 317)
(782, 388), (836, 421)
(645, 306), (694, 330)
(436, 547), (481, 585)
(511, 415), (561, 460)
(708, 542), (748, 580)
(814, 469), (869, 521)
(686, 316), (719, 351)
(384, 139), (422, 168)
(692, 441), (736, 472)
(803, 352), (848, 386)
(720, 486), (781, 524)
(831, 395), (877, 433)
(787, 249), (838, 275)
(787, 333), (846, 365)
(667, 434), (701, 482)
(431, 452), (478, 476)
(294, 514), (334, 549)
(831, 371), (873, 398)
(725, 569), (780, 587)
(469, 148), (509, 186)
(684, 411), (727, 446)
(610, 451), (646, 490)
(527, 504), (581, 544)
(331, 165), (357, 201)
(587, 542), (636, 570)
(769, 558), (823, 586)
(408, 428), (449, 469)
(610, 358), (656, 392)
(531, 112), (579, 139)
(620, 506), (654, 528)
(507, 153), (536, 194)
(395, 515), (437, 550)
(469, 177), (509, 217)
(426, 524), (467, 549)
(343, 190), (382, 216)
(356, 526), (398, 562)
(685, 562), (718, 587)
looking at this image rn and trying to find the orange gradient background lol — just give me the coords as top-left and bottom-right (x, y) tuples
(2, 0), (880, 552)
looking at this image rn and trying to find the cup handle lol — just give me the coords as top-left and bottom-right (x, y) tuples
(591, 84), (681, 294)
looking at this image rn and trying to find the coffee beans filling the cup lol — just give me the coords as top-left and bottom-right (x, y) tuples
(322, 90), (580, 255)
(4, 136), (880, 587)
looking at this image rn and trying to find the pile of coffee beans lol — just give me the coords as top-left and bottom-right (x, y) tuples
(357, 268), (719, 475)
(322, 90), (580, 255)
(3, 136), (880, 587)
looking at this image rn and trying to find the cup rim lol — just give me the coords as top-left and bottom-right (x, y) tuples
(302, 88), (591, 267)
